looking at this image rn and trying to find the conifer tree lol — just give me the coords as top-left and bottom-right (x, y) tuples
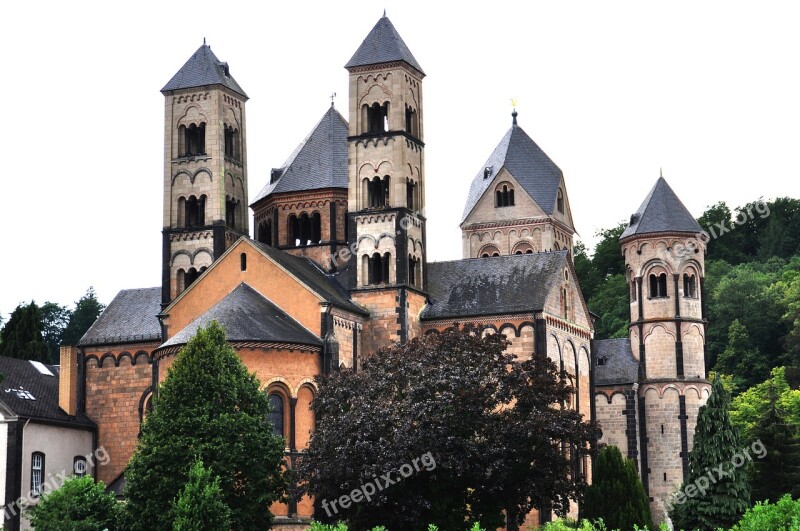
(61, 287), (104, 346)
(750, 384), (800, 503)
(0, 302), (48, 362)
(123, 321), (286, 530)
(582, 445), (652, 530)
(172, 459), (232, 531)
(671, 377), (751, 530)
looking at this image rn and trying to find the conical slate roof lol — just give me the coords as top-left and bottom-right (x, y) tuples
(620, 177), (702, 239)
(461, 118), (564, 223)
(345, 15), (424, 75)
(160, 283), (321, 349)
(161, 43), (247, 98)
(252, 106), (349, 203)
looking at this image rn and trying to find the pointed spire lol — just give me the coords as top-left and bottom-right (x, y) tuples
(620, 177), (702, 239)
(345, 16), (424, 75)
(512, 110), (518, 126)
(161, 43), (248, 98)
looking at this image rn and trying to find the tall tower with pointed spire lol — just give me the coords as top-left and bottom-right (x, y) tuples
(619, 176), (711, 519)
(344, 14), (428, 352)
(160, 43), (250, 305)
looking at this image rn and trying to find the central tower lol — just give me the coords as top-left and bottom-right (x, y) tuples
(345, 15), (428, 352)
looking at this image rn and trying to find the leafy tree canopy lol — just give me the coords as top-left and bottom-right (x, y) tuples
(123, 321), (286, 531)
(0, 301), (48, 362)
(61, 287), (104, 346)
(299, 326), (598, 531)
(730, 367), (800, 443)
(26, 476), (119, 531)
(40, 301), (71, 364)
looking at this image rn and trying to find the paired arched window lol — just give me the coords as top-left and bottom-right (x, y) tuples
(367, 176), (390, 208)
(557, 189), (565, 214)
(182, 195), (206, 227)
(363, 102), (390, 134)
(405, 105), (419, 137)
(73, 456), (87, 478)
(287, 212), (322, 247)
(479, 245), (501, 258)
(512, 242), (534, 255)
(495, 184), (514, 207)
(178, 122), (206, 157)
(683, 273), (697, 298)
(257, 220), (273, 246)
(268, 393), (284, 439)
(368, 252), (391, 284)
(649, 273), (668, 298)
(224, 124), (241, 161)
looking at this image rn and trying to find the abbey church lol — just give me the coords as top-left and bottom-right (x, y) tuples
(59, 14), (711, 529)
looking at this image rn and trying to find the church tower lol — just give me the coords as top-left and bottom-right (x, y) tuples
(345, 15), (428, 352)
(160, 43), (250, 305)
(620, 176), (711, 519)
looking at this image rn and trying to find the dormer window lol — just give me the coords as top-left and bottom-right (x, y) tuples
(495, 184), (514, 207)
(557, 189), (564, 214)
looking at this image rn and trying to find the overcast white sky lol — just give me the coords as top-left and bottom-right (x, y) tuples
(1, 1), (799, 320)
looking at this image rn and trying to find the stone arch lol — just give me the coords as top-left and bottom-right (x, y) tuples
(498, 323), (518, 338)
(294, 379), (318, 397)
(117, 351), (133, 366)
(170, 250), (192, 266)
(192, 167), (213, 183)
(263, 377), (293, 397)
(191, 248), (213, 265)
(133, 351), (151, 365)
(99, 352), (117, 368)
(171, 169), (193, 186)
(478, 243), (501, 258)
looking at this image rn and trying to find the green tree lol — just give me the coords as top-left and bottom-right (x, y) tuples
(776, 260), (800, 366)
(730, 367), (800, 443)
(671, 377), (751, 530)
(61, 287), (104, 346)
(582, 445), (652, 530)
(714, 320), (769, 392)
(26, 476), (119, 531)
(698, 202), (745, 264)
(0, 302), (48, 362)
(592, 222), (627, 279)
(729, 494), (800, 531)
(172, 459), (232, 531)
(573, 241), (599, 301)
(40, 301), (71, 364)
(299, 326), (598, 531)
(586, 274), (629, 340)
(749, 385), (800, 503)
(123, 321), (286, 530)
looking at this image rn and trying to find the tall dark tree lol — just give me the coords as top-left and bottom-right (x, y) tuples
(714, 319), (769, 392)
(750, 384), (800, 503)
(299, 327), (598, 531)
(671, 377), (751, 530)
(582, 445), (652, 530)
(0, 302), (48, 362)
(573, 241), (599, 301)
(123, 322), (286, 530)
(40, 301), (71, 364)
(61, 287), (104, 346)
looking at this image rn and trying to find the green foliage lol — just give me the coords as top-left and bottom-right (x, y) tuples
(714, 320), (769, 392)
(729, 494), (800, 531)
(40, 301), (71, 364)
(26, 476), (119, 531)
(670, 378), (751, 530)
(582, 446), (652, 530)
(0, 301), (48, 362)
(61, 287), (104, 346)
(698, 202), (746, 264)
(730, 367), (800, 443)
(591, 223), (627, 279)
(300, 326), (598, 531)
(587, 274), (629, 339)
(749, 385), (800, 503)
(172, 459), (231, 531)
(123, 321), (286, 531)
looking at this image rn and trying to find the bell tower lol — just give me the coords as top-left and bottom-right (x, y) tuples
(345, 15), (428, 352)
(620, 176), (711, 519)
(160, 43), (249, 305)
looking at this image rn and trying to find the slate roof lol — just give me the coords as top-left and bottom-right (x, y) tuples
(79, 287), (161, 346)
(421, 251), (568, 320)
(160, 283), (322, 349)
(0, 357), (95, 427)
(620, 177), (702, 239)
(252, 106), (349, 203)
(461, 120), (564, 224)
(345, 15), (424, 75)
(251, 241), (368, 316)
(594, 338), (639, 386)
(161, 43), (247, 98)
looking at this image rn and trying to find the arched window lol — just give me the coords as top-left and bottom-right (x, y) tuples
(177, 269), (186, 293)
(73, 456), (87, 478)
(369, 253), (391, 284)
(479, 245), (501, 258)
(185, 267), (199, 287)
(562, 288), (569, 318)
(408, 255), (419, 287)
(495, 184), (514, 207)
(177, 197), (186, 227)
(512, 242), (534, 255)
(258, 220), (272, 246)
(630, 274), (638, 302)
(311, 212), (321, 244)
(224, 125), (240, 161)
(186, 196), (198, 227)
(298, 213), (310, 246)
(197, 195), (206, 226)
(31, 452), (45, 496)
(557, 189), (565, 214)
(226, 196), (237, 228)
(649, 273), (668, 298)
(287, 215), (298, 246)
(406, 179), (416, 210)
(405, 105), (418, 137)
(367, 102), (389, 134)
(240, 252), (247, 271)
(368, 176), (389, 208)
(183, 122), (206, 156)
(683, 274), (697, 298)
(268, 393), (284, 439)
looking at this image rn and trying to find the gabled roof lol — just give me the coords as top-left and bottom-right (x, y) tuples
(0, 357), (95, 427)
(461, 120), (564, 224)
(250, 241), (368, 316)
(160, 283), (322, 349)
(594, 338), (639, 386)
(422, 252), (568, 320)
(620, 177), (702, 239)
(252, 106), (349, 204)
(79, 287), (161, 346)
(345, 15), (424, 75)
(161, 43), (247, 99)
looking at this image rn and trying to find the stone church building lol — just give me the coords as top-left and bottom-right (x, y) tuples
(58, 14), (711, 529)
